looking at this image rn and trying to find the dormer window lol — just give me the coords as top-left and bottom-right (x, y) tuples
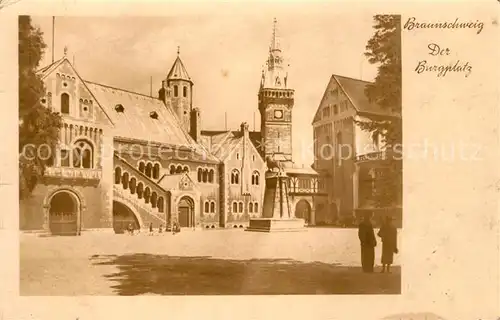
(115, 104), (124, 112)
(149, 111), (158, 119)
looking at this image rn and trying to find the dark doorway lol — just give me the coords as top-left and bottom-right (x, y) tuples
(49, 191), (79, 236)
(178, 196), (194, 228)
(113, 201), (140, 234)
(294, 199), (311, 224)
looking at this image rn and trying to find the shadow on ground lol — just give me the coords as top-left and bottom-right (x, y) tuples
(90, 254), (401, 295)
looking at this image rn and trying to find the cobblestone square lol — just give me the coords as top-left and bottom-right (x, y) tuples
(20, 228), (401, 295)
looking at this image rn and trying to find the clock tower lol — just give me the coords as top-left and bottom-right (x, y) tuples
(258, 18), (294, 166)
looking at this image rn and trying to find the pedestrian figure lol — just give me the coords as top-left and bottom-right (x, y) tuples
(358, 212), (377, 273)
(172, 220), (180, 235)
(159, 224), (163, 234)
(149, 222), (154, 235)
(377, 216), (398, 273)
(127, 223), (134, 235)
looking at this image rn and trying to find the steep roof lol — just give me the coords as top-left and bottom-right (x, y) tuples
(199, 131), (240, 160)
(313, 74), (400, 124)
(84, 81), (190, 143)
(167, 56), (192, 83)
(201, 130), (264, 160)
(37, 55), (219, 163)
(86, 81), (219, 162)
(37, 57), (65, 77)
(332, 74), (400, 118)
(200, 131), (232, 151)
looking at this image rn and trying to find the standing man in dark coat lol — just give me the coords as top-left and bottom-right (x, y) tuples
(358, 212), (377, 272)
(377, 216), (398, 273)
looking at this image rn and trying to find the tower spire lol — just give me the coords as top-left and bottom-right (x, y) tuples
(258, 19), (294, 165)
(177, 46), (180, 56)
(271, 18), (278, 51)
(261, 18), (286, 89)
(269, 18), (280, 51)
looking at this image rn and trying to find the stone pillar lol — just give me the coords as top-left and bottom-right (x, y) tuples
(99, 132), (113, 229)
(42, 204), (50, 233)
(352, 164), (359, 219)
(170, 194), (178, 227)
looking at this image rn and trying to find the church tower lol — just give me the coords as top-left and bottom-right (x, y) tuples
(258, 18), (294, 166)
(159, 47), (193, 132)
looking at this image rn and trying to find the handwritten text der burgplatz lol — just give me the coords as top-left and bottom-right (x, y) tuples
(415, 43), (472, 78)
(404, 17), (483, 78)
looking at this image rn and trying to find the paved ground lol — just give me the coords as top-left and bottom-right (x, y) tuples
(20, 228), (401, 295)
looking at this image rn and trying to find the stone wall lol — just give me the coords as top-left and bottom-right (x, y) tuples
(19, 180), (109, 232)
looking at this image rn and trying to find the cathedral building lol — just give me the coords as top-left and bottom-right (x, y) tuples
(312, 74), (402, 227)
(20, 19), (325, 235)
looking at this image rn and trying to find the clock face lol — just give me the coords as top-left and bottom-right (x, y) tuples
(274, 110), (283, 119)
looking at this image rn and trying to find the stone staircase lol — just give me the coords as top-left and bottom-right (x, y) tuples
(113, 153), (168, 228)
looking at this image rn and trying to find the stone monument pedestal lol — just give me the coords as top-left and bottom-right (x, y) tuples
(246, 170), (306, 232)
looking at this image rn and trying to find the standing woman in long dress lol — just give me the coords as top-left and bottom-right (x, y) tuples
(378, 216), (398, 273)
(358, 212), (377, 273)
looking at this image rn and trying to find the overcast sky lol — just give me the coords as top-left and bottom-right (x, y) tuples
(32, 13), (377, 165)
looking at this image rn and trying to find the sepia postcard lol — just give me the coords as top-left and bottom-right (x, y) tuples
(0, 1), (498, 320)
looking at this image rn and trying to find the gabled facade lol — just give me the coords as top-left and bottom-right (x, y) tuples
(200, 123), (266, 228)
(312, 74), (402, 227)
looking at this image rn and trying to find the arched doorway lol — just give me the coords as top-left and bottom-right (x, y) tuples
(49, 191), (79, 236)
(178, 196), (194, 228)
(113, 201), (140, 234)
(295, 199), (311, 224)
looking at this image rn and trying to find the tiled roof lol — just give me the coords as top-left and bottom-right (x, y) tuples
(200, 131), (233, 152)
(167, 56), (192, 83)
(37, 56), (219, 163)
(84, 81), (218, 162)
(37, 57), (64, 78)
(333, 74), (400, 118)
(199, 131), (240, 160)
(201, 130), (263, 158)
(37, 56), (220, 163)
(248, 131), (263, 154)
(85, 81), (195, 145)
